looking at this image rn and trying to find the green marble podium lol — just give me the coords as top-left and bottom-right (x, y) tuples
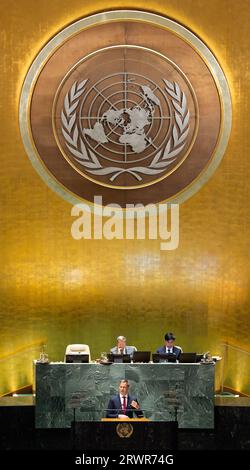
(34, 362), (215, 429)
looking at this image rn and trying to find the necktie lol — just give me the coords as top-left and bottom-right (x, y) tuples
(122, 396), (127, 413)
(167, 348), (171, 354)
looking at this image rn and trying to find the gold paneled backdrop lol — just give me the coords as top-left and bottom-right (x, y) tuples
(0, 0), (250, 395)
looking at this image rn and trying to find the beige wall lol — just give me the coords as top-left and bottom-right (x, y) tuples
(0, 0), (249, 395)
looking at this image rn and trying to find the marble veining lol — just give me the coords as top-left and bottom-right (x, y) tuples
(35, 363), (214, 428)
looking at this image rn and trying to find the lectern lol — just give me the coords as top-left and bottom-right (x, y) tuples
(73, 421), (178, 450)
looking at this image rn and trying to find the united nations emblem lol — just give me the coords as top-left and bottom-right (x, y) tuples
(54, 46), (197, 189)
(20, 10), (231, 206)
(116, 422), (134, 438)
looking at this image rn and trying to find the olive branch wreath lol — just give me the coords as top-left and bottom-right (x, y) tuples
(61, 79), (190, 182)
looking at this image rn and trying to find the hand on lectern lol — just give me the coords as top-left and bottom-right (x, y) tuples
(118, 414), (129, 419)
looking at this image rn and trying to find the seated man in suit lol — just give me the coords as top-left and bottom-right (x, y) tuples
(106, 379), (144, 419)
(156, 332), (182, 360)
(110, 335), (137, 358)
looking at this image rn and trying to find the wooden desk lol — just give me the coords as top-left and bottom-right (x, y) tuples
(101, 418), (150, 422)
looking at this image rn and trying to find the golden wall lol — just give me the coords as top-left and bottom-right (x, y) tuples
(0, 0), (250, 395)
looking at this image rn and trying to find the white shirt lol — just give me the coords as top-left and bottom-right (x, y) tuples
(166, 347), (173, 353)
(120, 394), (128, 406)
(118, 395), (128, 418)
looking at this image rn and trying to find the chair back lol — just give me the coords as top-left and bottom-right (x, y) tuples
(65, 344), (91, 361)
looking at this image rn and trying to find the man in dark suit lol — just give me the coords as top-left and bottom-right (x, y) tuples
(106, 379), (144, 419)
(156, 332), (182, 360)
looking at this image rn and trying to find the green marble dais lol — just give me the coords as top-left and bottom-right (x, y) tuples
(35, 363), (214, 429)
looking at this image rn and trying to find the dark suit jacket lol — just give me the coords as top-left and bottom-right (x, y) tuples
(106, 394), (144, 418)
(156, 345), (182, 359)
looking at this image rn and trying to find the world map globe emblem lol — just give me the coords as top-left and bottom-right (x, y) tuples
(53, 46), (199, 189)
(80, 72), (172, 163)
(20, 13), (231, 205)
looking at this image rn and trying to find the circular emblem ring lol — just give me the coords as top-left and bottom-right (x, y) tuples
(116, 422), (134, 438)
(52, 45), (199, 190)
(20, 10), (232, 207)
